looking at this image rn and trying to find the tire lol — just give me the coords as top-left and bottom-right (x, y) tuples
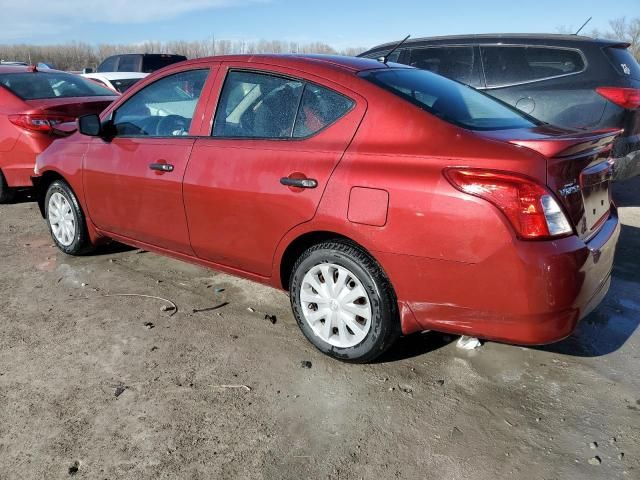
(0, 170), (15, 204)
(290, 240), (400, 363)
(45, 180), (94, 255)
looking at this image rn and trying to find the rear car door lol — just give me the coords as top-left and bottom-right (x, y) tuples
(83, 66), (215, 254)
(184, 64), (365, 276)
(480, 45), (607, 129)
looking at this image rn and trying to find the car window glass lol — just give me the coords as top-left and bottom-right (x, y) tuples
(143, 56), (187, 73)
(113, 69), (209, 137)
(293, 84), (354, 137)
(213, 71), (303, 138)
(409, 46), (481, 87)
(97, 56), (117, 72)
(481, 46), (585, 87)
(117, 55), (140, 72)
(0, 72), (114, 99)
(361, 68), (538, 131)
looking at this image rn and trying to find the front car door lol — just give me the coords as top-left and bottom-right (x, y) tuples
(183, 64), (366, 277)
(83, 66), (215, 254)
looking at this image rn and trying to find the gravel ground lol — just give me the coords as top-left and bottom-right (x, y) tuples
(0, 178), (638, 480)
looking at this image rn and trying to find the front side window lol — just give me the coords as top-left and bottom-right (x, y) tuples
(213, 71), (353, 139)
(361, 68), (538, 131)
(0, 72), (115, 100)
(97, 56), (117, 72)
(409, 46), (481, 87)
(481, 46), (585, 87)
(112, 69), (209, 137)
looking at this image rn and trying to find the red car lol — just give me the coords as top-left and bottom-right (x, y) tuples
(0, 65), (117, 202)
(32, 55), (620, 362)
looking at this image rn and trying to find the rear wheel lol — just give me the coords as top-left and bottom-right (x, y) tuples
(290, 241), (400, 363)
(0, 170), (15, 204)
(45, 180), (93, 255)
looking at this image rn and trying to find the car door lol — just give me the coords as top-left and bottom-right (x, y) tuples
(83, 67), (215, 254)
(183, 65), (366, 277)
(479, 45), (607, 128)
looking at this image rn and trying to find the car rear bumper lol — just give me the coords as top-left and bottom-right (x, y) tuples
(381, 208), (621, 345)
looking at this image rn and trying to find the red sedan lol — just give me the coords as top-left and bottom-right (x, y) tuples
(0, 65), (117, 202)
(32, 55), (620, 362)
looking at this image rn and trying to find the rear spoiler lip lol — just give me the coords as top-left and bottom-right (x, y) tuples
(508, 128), (623, 158)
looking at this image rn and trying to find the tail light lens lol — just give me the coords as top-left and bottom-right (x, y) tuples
(595, 87), (640, 110)
(8, 114), (76, 134)
(444, 168), (573, 240)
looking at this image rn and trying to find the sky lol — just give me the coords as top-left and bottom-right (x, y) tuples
(1, 0), (638, 49)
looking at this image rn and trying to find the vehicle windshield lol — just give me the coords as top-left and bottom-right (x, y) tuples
(0, 71), (115, 99)
(360, 68), (540, 131)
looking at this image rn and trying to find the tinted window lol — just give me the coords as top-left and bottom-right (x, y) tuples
(97, 56), (118, 73)
(111, 78), (143, 93)
(142, 55), (188, 73)
(117, 55), (140, 72)
(482, 46), (585, 87)
(113, 69), (208, 137)
(0, 72), (115, 99)
(604, 47), (640, 80)
(213, 71), (303, 138)
(361, 68), (538, 131)
(293, 84), (354, 137)
(409, 46), (481, 87)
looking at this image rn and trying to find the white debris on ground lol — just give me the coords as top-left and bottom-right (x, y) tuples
(457, 335), (482, 350)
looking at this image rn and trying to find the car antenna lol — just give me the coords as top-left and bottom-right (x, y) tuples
(574, 17), (592, 35)
(380, 35), (411, 64)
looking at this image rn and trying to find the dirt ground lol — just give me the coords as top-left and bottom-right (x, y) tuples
(0, 178), (639, 480)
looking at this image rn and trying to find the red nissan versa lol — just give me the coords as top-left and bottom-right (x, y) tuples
(0, 65), (117, 202)
(32, 55), (621, 362)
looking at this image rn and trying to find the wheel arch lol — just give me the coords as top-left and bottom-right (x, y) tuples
(34, 170), (68, 218)
(278, 229), (392, 294)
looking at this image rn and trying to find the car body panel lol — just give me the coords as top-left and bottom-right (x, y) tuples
(33, 54), (621, 346)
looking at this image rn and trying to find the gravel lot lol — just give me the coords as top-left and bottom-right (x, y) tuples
(0, 178), (639, 480)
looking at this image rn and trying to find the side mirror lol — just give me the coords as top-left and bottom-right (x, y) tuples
(82, 67), (94, 74)
(78, 114), (102, 137)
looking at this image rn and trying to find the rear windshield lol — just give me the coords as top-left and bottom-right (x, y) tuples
(0, 71), (115, 100)
(360, 68), (538, 131)
(604, 47), (640, 80)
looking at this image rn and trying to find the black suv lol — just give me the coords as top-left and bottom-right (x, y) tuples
(93, 53), (187, 74)
(360, 34), (640, 180)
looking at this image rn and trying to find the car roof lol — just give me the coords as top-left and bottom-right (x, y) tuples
(84, 72), (148, 80)
(0, 65), (68, 74)
(170, 54), (407, 74)
(364, 33), (630, 51)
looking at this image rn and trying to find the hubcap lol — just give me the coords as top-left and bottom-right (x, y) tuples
(300, 263), (372, 348)
(48, 192), (75, 247)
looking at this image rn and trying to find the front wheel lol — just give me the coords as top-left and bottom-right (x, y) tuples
(290, 241), (400, 363)
(45, 180), (93, 255)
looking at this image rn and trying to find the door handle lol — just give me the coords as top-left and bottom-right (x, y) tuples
(149, 163), (174, 172)
(280, 177), (317, 189)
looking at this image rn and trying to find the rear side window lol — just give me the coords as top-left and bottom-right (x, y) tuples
(409, 46), (481, 87)
(142, 55), (187, 73)
(0, 72), (115, 99)
(361, 68), (538, 131)
(213, 71), (354, 139)
(117, 55), (140, 72)
(604, 47), (640, 80)
(481, 46), (585, 87)
(293, 84), (354, 137)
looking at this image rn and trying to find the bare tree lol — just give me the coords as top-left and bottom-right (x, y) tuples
(0, 39), (367, 71)
(609, 17), (640, 60)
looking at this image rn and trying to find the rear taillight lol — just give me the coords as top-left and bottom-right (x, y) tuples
(596, 87), (640, 110)
(444, 168), (573, 240)
(8, 114), (76, 134)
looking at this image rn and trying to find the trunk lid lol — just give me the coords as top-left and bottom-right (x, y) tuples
(480, 126), (621, 241)
(25, 96), (117, 117)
